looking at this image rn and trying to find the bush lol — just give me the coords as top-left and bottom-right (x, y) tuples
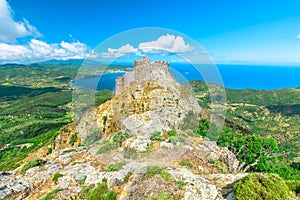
(86, 182), (117, 200)
(285, 180), (300, 195)
(106, 162), (127, 172)
(20, 158), (44, 174)
(47, 147), (52, 155)
(234, 173), (293, 200)
(195, 119), (209, 136)
(217, 127), (279, 172)
(169, 136), (179, 143)
(79, 176), (87, 185)
(112, 131), (129, 146)
(167, 130), (177, 137)
(52, 173), (63, 182)
(78, 184), (95, 200)
(150, 131), (163, 141)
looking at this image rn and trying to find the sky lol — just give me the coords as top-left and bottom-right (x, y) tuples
(1, 0), (300, 64)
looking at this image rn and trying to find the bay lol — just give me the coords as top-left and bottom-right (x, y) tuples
(72, 64), (300, 91)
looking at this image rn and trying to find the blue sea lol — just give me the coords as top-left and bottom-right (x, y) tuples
(72, 64), (300, 91)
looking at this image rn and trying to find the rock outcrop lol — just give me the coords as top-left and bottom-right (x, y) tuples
(80, 57), (200, 144)
(0, 140), (245, 200)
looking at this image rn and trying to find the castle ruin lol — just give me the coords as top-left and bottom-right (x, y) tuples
(115, 56), (169, 95)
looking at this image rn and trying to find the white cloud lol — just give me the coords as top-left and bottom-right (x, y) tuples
(138, 34), (192, 53)
(100, 34), (193, 59)
(0, 39), (89, 62)
(0, 0), (41, 43)
(101, 44), (138, 58)
(297, 34), (300, 40)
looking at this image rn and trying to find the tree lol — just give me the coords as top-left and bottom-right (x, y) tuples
(217, 127), (280, 172)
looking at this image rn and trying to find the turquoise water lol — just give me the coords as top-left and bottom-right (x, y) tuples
(72, 64), (300, 91)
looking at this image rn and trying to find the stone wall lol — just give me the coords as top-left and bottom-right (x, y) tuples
(115, 56), (169, 95)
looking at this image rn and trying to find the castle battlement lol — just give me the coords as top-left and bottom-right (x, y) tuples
(115, 56), (170, 95)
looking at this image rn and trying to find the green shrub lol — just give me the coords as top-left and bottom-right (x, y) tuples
(106, 162), (127, 172)
(72, 161), (81, 165)
(194, 119), (210, 137)
(97, 142), (116, 154)
(169, 136), (179, 143)
(176, 180), (186, 189)
(41, 188), (63, 200)
(234, 173), (293, 200)
(209, 159), (217, 165)
(47, 147), (52, 155)
(150, 131), (163, 141)
(86, 182), (117, 200)
(146, 166), (171, 181)
(52, 173), (63, 182)
(179, 161), (193, 168)
(112, 131), (129, 146)
(20, 158), (44, 174)
(79, 176), (87, 185)
(217, 127), (279, 172)
(285, 180), (300, 195)
(78, 184), (95, 200)
(167, 130), (177, 137)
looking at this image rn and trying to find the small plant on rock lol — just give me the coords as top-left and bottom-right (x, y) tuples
(52, 173), (63, 182)
(106, 161), (127, 172)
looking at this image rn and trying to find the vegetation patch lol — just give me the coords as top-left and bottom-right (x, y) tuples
(169, 136), (179, 143)
(96, 141), (116, 154)
(41, 188), (63, 200)
(167, 130), (177, 137)
(106, 161), (127, 172)
(78, 184), (95, 200)
(146, 166), (171, 181)
(234, 173), (293, 200)
(86, 182), (117, 200)
(79, 176), (87, 185)
(285, 180), (300, 196)
(52, 173), (63, 182)
(20, 158), (44, 174)
(150, 131), (163, 141)
(179, 161), (193, 168)
(112, 131), (130, 146)
(150, 192), (181, 200)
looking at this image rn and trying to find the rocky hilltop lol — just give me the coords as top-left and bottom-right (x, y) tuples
(78, 56), (200, 150)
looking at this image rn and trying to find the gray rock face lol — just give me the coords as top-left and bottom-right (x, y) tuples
(160, 141), (174, 149)
(0, 143), (246, 200)
(196, 140), (240, 173)
(125, 136), (152, 152)
(167, 167), (221, 200)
